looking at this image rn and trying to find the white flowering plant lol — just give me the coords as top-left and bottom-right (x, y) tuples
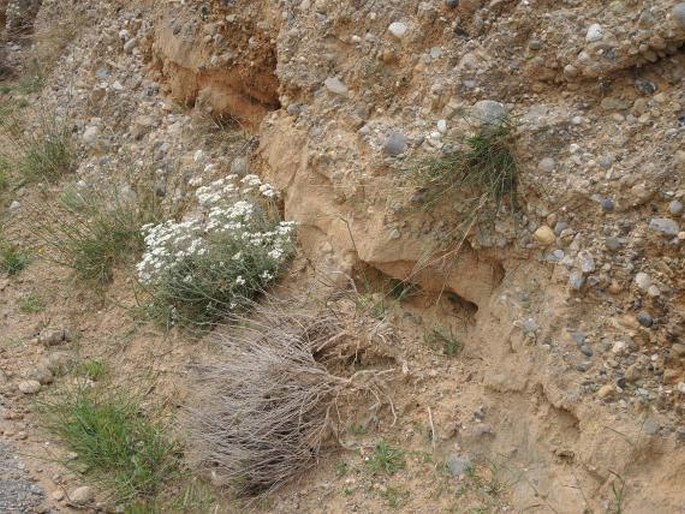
(137, 174), (295, 328)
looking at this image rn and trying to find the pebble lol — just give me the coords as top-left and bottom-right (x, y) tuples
(69, 486), (94, 505)
(579, 345), (593, 357)
(437, 119), (447, 133)
(585, 23), (603, 42)
(597, 384), (614, 399)
(669, 200), (683, 216)
(612, 341), (628, 354)
(637, 312), (653, 328)
(18, 380), (41, 394)
(605, 236), (623, 252)
(388, 22), (408, 39)
(383, 132), (408, 156)
(624, 363), (642, 383)
(82, 126), (99, 144)
(445, 454), (471, 477)
(576, 362), (591, 372)
(647, 285), (661, 298)
(600, 198), (614, 212)
(642, 418), (660, 435)
(577, 250), (595, 273)
(538, 157), (556, 173)
(9, 200), (21, 212)
(634, 272), (652, 291)
(37, 329), (70, 347)
(648, 218), (679, 237)
(554, 221), (569, 235)
(123, 38), (138, 54)
(230, 157), (248, 177)
(472, 100), (507, 126)
(445, 0), (459, 7)
(672, 343), (685, 357)
(51, 490), (64, 501)
(324, 77), (348, 96)
(29, 367), (54, 385)
(568, 271), (584, 290)
(673, 3), (685, 28)
(533, 225), (556, 245)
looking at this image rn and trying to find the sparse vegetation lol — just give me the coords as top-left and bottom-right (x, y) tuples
(19, 292), (44, 313)
(424, 327), (462, 357)
(0, 104), (73, 184)
(413, 121), (518, 224)
(0, 240), (29, 276)
(366, 441), (406, 476)
(379, 486), (410, 508)
(25, 183), (164, 286)
(41, 385), (180, 503)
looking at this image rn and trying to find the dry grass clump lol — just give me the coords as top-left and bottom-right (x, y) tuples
(189, 302), (394, 495)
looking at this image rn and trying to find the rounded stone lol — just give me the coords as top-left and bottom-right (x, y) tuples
(669, 199), (683, 216)
(445, 0), (459, 7)
(533, 225), (556, 245)
(69, 486), (94, 505)
(388, 22), (408, 39)
(18, 380), (41, 394)
(601, 198), (614, 212)
(585, 23), (603, 43)
(637, 311), (653, 328)
(383, 132), (408, 156)
(538, 157), (556, 173)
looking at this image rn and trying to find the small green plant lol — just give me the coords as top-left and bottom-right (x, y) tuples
(0, 241), (29, 276)
(336, 461), (350, 477)
(366, 441), (406, 476)
(387, 279), (418, 302)
(26, 184), (164, 286)
(608, 470), (626, 514)
(20, 292), (44, 313)
(413, 121), (518, 224)
(380, 486), (410, 508)
(348, 423), (367, 436)
(80, 359), (106, 381)
(424, 328), (462, 357)
(41, 386), (179, 502)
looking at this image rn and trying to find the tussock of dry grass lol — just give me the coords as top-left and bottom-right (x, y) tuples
(188, 301), (394, 495)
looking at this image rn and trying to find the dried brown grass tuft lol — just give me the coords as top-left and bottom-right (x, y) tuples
(188, 301), (394, 495)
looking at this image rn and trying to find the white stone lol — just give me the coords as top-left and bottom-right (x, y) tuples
(585, 24), (603, 43)
(634, 272), (652, 291)
(388, 22), (408, 39)
(324, 77), (348, 96)
(82, 126), (99, 144)
(437, 119), (447, 133)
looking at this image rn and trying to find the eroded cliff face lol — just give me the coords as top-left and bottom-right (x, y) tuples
(145, 2), (685, 509)
(2, 0), (684, 511)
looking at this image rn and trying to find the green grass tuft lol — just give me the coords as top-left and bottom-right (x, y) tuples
(41, 386), (179, 503)
(413, 122), (518, 220)
(0, 241), (29, 276)
(366, 441), (406, 476)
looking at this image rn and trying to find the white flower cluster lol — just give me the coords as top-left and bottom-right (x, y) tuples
(137, 174), (294, 286)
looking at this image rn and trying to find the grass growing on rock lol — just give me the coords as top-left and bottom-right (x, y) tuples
(413, 121), (518, 222)
(41, 385), (180, 503)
